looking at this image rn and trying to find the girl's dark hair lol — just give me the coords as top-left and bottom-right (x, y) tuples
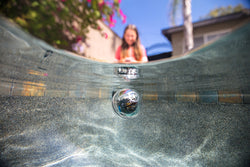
(121, 24), (143, 61)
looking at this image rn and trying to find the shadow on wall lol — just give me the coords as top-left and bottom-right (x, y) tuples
(148, 52), (172, 61)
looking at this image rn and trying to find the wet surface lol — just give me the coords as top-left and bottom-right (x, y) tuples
(0, 97), (249, 167)
(0, 16), (250, 166)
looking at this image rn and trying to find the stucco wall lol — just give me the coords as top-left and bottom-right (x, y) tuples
(171, 17), (250, 56)
(171, 32), (184, 56)
(84, 21), (122, 63)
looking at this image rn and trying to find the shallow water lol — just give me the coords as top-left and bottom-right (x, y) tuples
(1, 97), (249, 167)
(0, 16), (250, 167)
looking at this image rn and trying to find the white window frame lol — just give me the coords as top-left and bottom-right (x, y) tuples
(182, 29), (232, 53)
(204, 29), (232, 43)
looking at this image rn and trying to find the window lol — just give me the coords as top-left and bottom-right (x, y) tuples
(192, 29), (231, 50)
(193, 36), (204, 49)
(204, 30), (231, 43)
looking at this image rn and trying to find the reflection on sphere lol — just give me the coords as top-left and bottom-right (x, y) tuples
(112, 89), (140, 118)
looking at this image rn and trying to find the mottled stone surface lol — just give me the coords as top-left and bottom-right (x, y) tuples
(0, 96), (249, 167)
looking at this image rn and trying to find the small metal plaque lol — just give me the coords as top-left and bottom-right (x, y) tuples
(115, 67), (140, 80)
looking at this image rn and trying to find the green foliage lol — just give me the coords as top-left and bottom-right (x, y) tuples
(0, 0), (124, 50)
(200, 4), (244, 20)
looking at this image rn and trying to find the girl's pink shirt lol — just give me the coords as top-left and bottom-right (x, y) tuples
(115, 45), (148, 63)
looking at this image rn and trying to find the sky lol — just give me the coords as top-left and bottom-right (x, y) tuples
(111, 0), (250, 56)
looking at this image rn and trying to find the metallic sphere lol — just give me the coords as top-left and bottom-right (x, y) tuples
(112, 89), (140, 118)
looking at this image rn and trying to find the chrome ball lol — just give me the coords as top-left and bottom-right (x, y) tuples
(112, 89), (140, 118)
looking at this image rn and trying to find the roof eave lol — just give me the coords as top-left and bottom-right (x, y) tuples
(162, 10), (250, 42)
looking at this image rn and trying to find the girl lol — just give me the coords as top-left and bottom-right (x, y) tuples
(115, 24), (148, 63)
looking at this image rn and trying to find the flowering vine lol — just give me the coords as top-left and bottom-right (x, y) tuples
(87, 0), (126, 28)
(0, 0), (126, 49)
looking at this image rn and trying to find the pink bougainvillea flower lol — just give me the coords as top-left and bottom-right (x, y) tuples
(87, 0), (91, 3)
(114, 0), (121, 3)
(108, 14), (116, 27)
(109, 23), (115, 28)
(122, 15), (127, 23)
(103, 32), (108, 39)
(76, 36), (82, 42)
(119, 9), (126, 23)
(109, 14), (114, 22)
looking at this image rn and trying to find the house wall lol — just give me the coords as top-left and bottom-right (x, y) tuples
(84, 21), (122, 63)
(171, 32), (184, 56)
(171, 17), (250, 56)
